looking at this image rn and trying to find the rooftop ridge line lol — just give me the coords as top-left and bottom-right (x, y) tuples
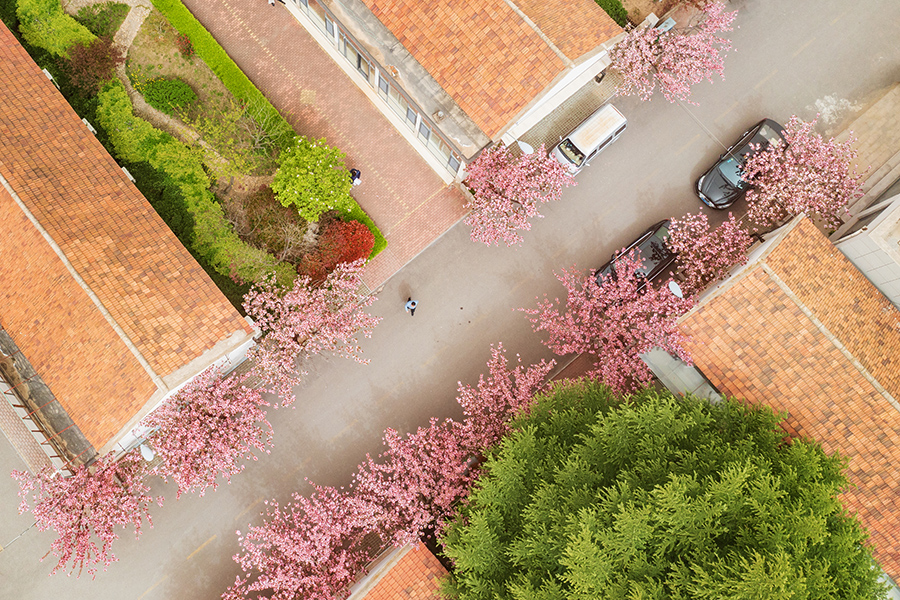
(503, 0), (574, 67)
(761, 262), (900, 416)
(0, 172), (166, 391)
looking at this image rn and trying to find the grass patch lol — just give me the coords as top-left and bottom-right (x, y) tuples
(74, 2), (129, 38)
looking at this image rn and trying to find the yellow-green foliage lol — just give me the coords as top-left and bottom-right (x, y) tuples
(96, 81), (295, 286)
(16, 0), (94, 57)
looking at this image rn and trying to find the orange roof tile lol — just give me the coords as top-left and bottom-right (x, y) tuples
(513, 0), (621, 60)
(362, 0), (619, 138)
(0, 186), (156, 448)
(365, 546), (447, 600)
(0, 23), (252, 446)
(680, 218), (900, 578)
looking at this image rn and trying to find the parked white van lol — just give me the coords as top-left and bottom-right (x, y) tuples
(550, 104), (627, 175)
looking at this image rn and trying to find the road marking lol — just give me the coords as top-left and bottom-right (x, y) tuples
(714, 102), (739, 124)
(234, 497), (264, 523)
(792, 37), (815, 57)
(753, 69), (778, 90)
(639, 165), (661, 185)
(675, 133), (701, 156)
(329, 419), (360, 442)
(186, 535), (217, 561)
(137, 576), (168, 600)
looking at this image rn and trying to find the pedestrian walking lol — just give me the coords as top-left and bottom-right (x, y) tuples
(405, 297), (417, 316)
(350, 168), (362, 186)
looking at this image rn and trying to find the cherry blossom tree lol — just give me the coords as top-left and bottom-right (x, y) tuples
(666, 211), (753, 296)
(463, 144), (575, 246)
(226, 485), (388, 600)
(610, 2), (737, 103)
(743, 115), (865, 230)
(242, 259), (380, 402)
(456, 343), (554, 451)
(354, 416), (486, 547)
(521, 253), (692, 392)
(12, 449), (161, 577)
(224, 345), (556, 600)
(141, 366), (272, 499)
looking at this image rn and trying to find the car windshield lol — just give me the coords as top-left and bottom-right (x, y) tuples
(717, 156), (746, 188)
(558, 139), (584, 166)
(758, 124), (782, 145)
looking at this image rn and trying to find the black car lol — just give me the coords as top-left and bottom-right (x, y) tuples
(696, 118), (784, 209)
(595, 220), (677, 290)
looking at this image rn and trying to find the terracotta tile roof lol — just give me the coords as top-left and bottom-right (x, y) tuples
(0, 23), (252, 446)
(680, 218), (900, 577)
(364, 545), (447, 600)
(0, 187), (157, 449)
(362, 0), (619, 138)
(513, 0), (621, 60)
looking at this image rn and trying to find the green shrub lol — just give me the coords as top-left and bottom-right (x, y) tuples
(141, 77), (197, 115)
(96, 80), (295, 286)
(74, 2), (129, 38)
(595, 0), (628, 27)
(149, 0), (294, 151)
(1, 0), (19, 30)
(272, 136), (355, 223)
(16, 0), (94, 56)
(149, 0), (386, 257)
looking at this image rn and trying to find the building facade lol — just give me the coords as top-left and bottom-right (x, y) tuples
(282, 0), (622, 182)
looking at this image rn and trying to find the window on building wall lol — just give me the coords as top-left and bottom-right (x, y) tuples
(418, 121), (430, 143)
(386, 85), (416, 130)
(378, 74), (389, 100)
(339, 34), (371, 82)
(307, 0), (329, 34)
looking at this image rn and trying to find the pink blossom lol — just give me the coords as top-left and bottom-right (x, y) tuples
(242, 259), (381, 403)
(141, 366), (273, 499)
(743, 115), (865, 229)
(667, 211), (753, 296)
(464, 144), (575, 246)
(521, 253), (693, 392)
(225, 486), (388, 600)
(12, 450), (161, 577)
(611, 2), (737, 103)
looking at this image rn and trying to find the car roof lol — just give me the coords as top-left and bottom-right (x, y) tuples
(568, 104), (626, 151)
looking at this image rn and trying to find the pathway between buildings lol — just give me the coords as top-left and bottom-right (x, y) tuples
(176, 0), (468, 289)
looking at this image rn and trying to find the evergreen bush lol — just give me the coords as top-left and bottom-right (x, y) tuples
(595, 0), (628, 27)
(141, 77), (197, 116)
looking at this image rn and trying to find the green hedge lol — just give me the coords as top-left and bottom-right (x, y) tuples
(149, 0), (293, 150)
(595, 0), (628, 27)
(16, 0), (94, 56)
(150, 0), (385, 259)
(96, 80), (296, 286)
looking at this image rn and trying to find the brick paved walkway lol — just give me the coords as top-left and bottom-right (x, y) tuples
(178, 0), (467, 289)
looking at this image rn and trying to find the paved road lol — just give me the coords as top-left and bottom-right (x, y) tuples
(2, 0), (899, 598)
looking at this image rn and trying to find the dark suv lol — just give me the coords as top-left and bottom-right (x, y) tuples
(696, 118), (784, 209)
(595, 220), (677, 290)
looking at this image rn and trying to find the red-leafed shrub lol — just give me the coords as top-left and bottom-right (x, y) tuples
(298, 220), (374, 280)
(63, 36), (124, 94)
(175, 33), (194, 59)
(320, 219), (375, 265)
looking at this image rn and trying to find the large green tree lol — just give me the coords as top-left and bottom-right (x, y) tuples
(271, 135), (355, 222)
(441, 382), (886, 600)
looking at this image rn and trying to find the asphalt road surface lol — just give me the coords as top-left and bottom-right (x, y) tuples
(1, 0), (899, 598)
